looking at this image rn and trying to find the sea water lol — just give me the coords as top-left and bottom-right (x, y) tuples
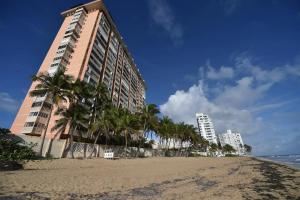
(260, 154), (300, 169)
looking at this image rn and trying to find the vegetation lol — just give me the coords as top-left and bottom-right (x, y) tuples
(0, 128), (36, 162)
(29, 68), (225, 158)
(209, 143), (219, 153)
(223, 144), (236, 154)
(244, 144), (252, 154)
(30, 66), (74, 156)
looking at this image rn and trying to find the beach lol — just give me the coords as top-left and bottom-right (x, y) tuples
(0, 157), (299, 200)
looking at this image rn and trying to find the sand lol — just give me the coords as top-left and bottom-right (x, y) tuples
(0, 157), (299, 200)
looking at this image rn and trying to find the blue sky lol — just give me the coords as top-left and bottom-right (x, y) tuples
(0, 0), (299, 155)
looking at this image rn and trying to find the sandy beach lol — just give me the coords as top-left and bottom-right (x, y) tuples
(0, 157), (299, 200)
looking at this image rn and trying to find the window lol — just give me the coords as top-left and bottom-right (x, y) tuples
(34, 123), (45, 129)
(39, 112), (49, 118)
(24, 122), (34, 127)
(32, 102), (43, 107)
(58, 44), (67, 50)
(50, 63), (59, 68)
(29, 112), (38, 116)
(53, 56), (62, 61)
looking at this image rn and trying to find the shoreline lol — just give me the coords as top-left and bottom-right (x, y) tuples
(246, 157), (299, 199)
(253, 156), (300, 171)
(1, 157), (299, 199)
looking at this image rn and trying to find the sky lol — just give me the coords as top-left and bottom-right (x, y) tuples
(0, 0), (300, 156)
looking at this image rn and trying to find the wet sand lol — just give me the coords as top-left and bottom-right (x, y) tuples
(0, 157), (299, 200)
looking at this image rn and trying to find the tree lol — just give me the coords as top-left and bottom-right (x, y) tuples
(138, 104), (160, 139)
(0, 127), (36, 169)
(0, 128), (11, 135)
(209, 143), (218, 153)
(157, 116), (174, 149)
(30, 67), (74, 156)
(88, 107), (114, 158)
(244, 144), (252, 154)
(52, 103), (89, 158)
(69, 78), (94, 104)
(223, 144), (236, 154)
(88, 83), (111, 123)
(113, 109), (140, 158)
(85, 83), (111, 147)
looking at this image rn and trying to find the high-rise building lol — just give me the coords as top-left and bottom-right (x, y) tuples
(196, 113), (217, 144)
(218, 130), (244, 155)
(11, 0), (146, 138)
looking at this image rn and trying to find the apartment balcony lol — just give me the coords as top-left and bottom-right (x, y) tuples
(60, 37), (76, 49)
(34, 95), (47, 102)
(22, 126), (34, 134)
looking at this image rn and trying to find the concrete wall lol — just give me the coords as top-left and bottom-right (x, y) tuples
(18, 135), (185, 159)
(18, 135), (66, 158)
(67, 142), (154, 158)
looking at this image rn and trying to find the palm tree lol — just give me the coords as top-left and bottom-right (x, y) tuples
(113, 109), (140, 158)
(175, 122), (187, 155)
(243, 144), (252, 154)
(223, 144), (236, 154)
(86, 83), (111, 140)
(30, 67), (74, 156)
(138, 104), (160, 139)
(135, 104), (159, 156)
(88, 107), (114, 158)
(89, 83), (111, 119)
(69, 78), (94, 104)
(157, 116), (174, 149)
(52, 102), (89, 158)
(209, 143), (218, 156)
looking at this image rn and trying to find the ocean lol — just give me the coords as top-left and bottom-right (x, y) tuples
(260, 154), (300, 169)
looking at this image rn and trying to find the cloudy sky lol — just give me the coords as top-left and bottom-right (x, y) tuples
(0, 0), (299, 155)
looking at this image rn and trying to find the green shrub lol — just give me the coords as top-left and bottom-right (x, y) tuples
(0, 127), (37, 162)
(0, 140), (37, 162)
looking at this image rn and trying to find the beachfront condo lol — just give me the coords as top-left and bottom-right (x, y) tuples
(196, 113), (217, 144)
(218, 130), (245, 155)
(11, 0), (146, 139)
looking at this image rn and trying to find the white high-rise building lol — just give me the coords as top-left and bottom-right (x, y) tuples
(196, 113), (217, 144)
(218, 130), (244, 155)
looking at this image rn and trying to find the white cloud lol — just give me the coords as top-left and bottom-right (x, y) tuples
(206, 62), (234, 80)
(235, 56), (300, 83)
(160, 54), (300, 153)
(214, 77), (272, 109)
(160, 81), (263, 135)
(0, 92), (19, 113)
(148, 0), (183, 44)
(249, 99), (295, 113)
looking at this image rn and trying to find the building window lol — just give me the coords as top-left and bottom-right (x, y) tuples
(32, 102), (43, 107)
(39, 112), (49, 118)
(29, 112), (38, 116)
(24, 122), (34, 127)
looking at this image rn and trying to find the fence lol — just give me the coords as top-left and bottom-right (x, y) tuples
(17, 134), (194, 159)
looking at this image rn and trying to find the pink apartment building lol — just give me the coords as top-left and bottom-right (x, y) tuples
(11, 0), (146, 139)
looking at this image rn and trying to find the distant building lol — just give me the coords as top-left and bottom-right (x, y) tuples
(196, 113), (217, 144)
(218, 130), (244, 155)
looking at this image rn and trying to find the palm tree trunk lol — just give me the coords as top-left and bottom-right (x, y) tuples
(39, 105), (54, 156)
(173, 139), (176, 150)
(69, 125), (77, 159)
(179, 141), (183, 157)
(167, 138), (171, 150)
(124, 130), (128, 159)
(88, 131), (101, 158)
(143, 121), (147, 138)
